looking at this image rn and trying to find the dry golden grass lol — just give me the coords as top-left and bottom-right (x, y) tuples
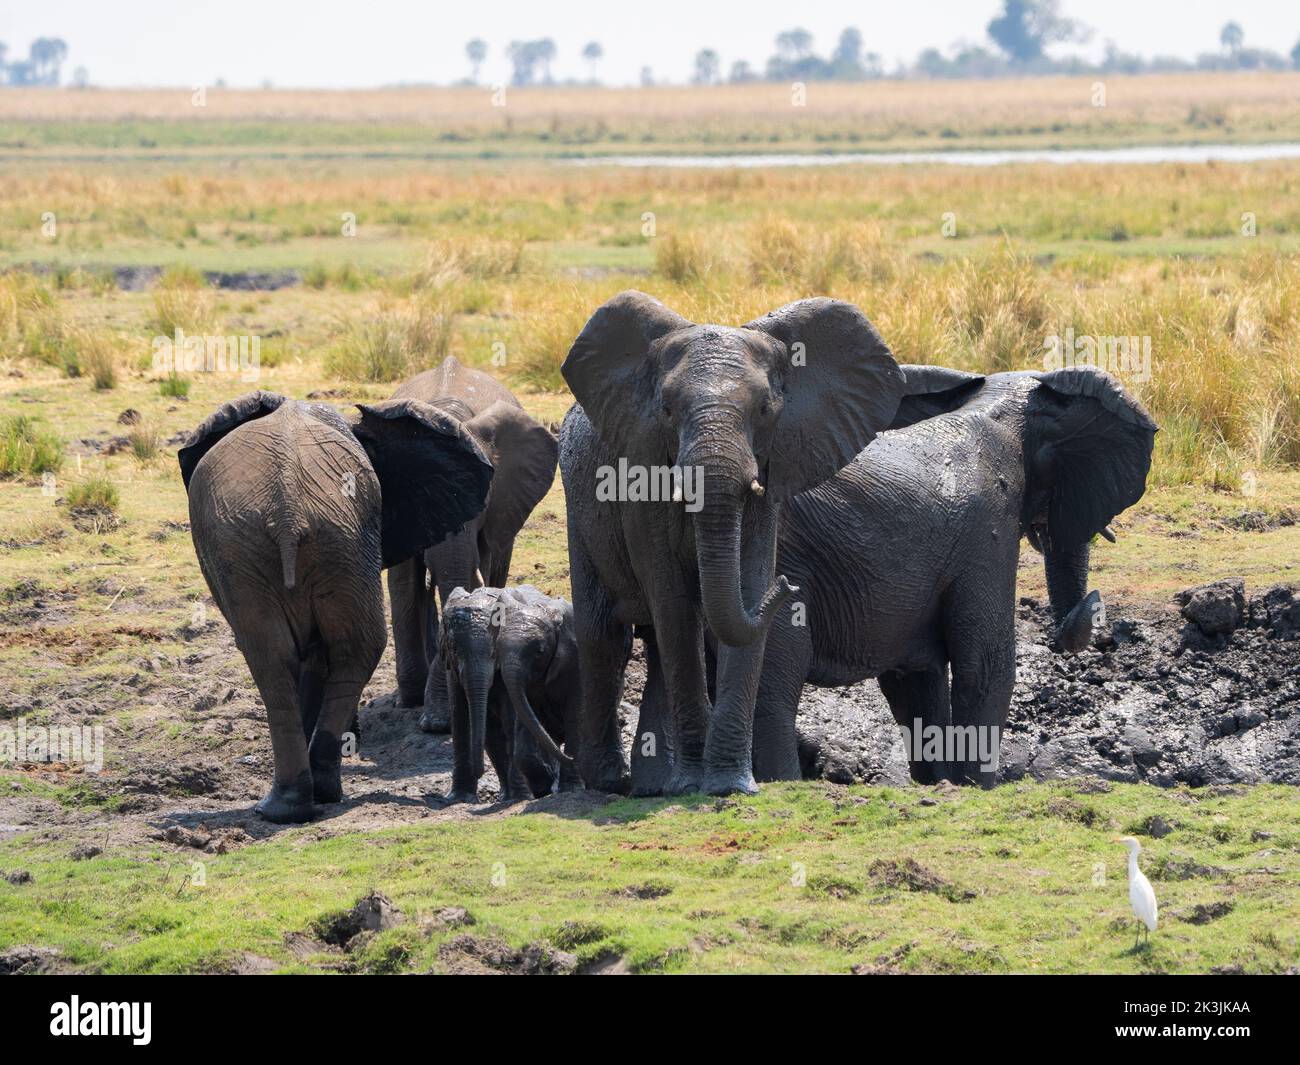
(6, 75), (1300, 128)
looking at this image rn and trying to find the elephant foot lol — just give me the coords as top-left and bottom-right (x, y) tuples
(309, 735), (343, 804)
(702, 765), (760, 797)
(664, 761), (705, 796)
(441, 786), (479, 805)
(255, 771), (317, 824)
(417, 707), (452, 735)
(578, 749), (630, 796)
(630, 753), (673, 797)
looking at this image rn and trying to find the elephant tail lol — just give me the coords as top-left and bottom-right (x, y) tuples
(277, 532), (301, 590)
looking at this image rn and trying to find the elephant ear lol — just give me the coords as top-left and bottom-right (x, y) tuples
(544, 599), (578, 689)
(562, 290), (691, 459)
(1027, 367), (1157, 552)
(888, 366), (986, 430)
(177, 391), (287, 489)
(466, 401), (559, 563)
(745, 298), (905, 499)
(351, 400), (495, 569)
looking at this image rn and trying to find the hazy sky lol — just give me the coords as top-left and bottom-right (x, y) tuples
(4, 1), (1297, 88)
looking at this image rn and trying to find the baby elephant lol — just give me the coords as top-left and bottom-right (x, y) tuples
(438, 585), (581, 803)
(179, 391), (492, 823)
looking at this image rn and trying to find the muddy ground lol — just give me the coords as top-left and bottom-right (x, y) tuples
(1, 577), (1296, 856)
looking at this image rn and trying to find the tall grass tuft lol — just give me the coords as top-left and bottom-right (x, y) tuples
(0, 415), (63, 479)
(326, 292), (456, 382)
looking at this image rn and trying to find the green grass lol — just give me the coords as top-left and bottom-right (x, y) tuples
(0, 414), (63, 478)
(0, 782), (1294, 974)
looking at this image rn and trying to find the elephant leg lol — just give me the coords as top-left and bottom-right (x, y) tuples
(944, 590), (1015, 787)
(419, 589), (451, 734)
(445, 680), (479, 804)
(878, 669), (953, 784)
(486, 697), (530, 803)
(419, 557), (475, 734)
(307, 593), (386, 806)
(513, 719), (558, 798)
(298, 640), (327, 743)
(630, 632), (675, 796)
(388, 557), (428, 708)
(751, 610), (810, 782)
(570, 546), (633, 795)
(244, 643), (315, 824)
(648, 608), (710, 796)
(702, 506), (782, 796)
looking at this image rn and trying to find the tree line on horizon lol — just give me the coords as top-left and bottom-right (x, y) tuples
(471, 1), (1300, 87)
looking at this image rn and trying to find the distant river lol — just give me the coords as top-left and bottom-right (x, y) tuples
(567, 143), (1300, 168)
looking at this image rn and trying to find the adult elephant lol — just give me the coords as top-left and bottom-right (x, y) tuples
(385, 357), (558, 733)
(560, 291), (904, 797)
(179, 392), (492, 823)
(751, 366), (1157, 787)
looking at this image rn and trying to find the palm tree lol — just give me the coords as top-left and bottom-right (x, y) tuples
(582, 41), (603, 82)
(536, 38), (557, 83)
(1292, 38), (1300, 69)
(0, 42), (9, 84)
(46, 38), (68, 84)
(29, 38), (53, 84)
(465, 39), (487, 83)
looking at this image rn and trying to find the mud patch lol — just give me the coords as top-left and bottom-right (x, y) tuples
(797, 580), (1300, 789)
(436, 933), (577, 975)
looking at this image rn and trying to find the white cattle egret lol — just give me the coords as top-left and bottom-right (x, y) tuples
(1114, 836), (1157, 947)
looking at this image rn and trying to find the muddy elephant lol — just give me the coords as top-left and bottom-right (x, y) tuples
(385, 357), (558, 734)
(559, 291), (904, 797)
(751, 366), (1157, 786)
(438, 585), (581, 803)
(178, 391), (492, 823)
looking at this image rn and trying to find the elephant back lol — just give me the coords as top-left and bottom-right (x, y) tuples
(392, 355), (520, 419)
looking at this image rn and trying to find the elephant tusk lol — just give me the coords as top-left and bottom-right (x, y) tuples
(1100, 526), (1117, 543)
(750, 479), (765, 497)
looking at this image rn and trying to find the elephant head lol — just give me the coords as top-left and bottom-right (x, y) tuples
(495, 592), (575, 767)
(563, 291), (904, 647)
(892, 364), (1157, 651)
(463, 400), (559, 566)
(439, 586), (503, 782)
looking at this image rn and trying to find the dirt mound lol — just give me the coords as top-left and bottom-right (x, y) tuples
(797, 581), (1300, 789)
(436, 933), (577, 975)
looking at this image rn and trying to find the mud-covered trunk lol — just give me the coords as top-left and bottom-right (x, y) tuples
(500, 647), (570, 766)
(684, 445), (787, 647)
(1045, 540), (1100, 652)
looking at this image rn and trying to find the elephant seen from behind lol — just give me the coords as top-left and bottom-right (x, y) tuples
(179, 392), (493, 823)
(385, 357), (558, 734)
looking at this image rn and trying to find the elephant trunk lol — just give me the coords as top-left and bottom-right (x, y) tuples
(459, 656), (494, 779)
(681, 427), (791, 648)
(1044, 540), (1101, 652)
(499, 648), (572, 767)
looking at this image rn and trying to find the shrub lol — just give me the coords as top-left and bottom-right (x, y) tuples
(128, 420), (161, 462)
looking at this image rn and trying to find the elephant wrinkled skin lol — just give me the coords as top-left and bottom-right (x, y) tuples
(179, 392), (492, 823)
(559, 291), (905, 797)
(438, 585), (582, 804)
(751, 366), (1157, 787)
